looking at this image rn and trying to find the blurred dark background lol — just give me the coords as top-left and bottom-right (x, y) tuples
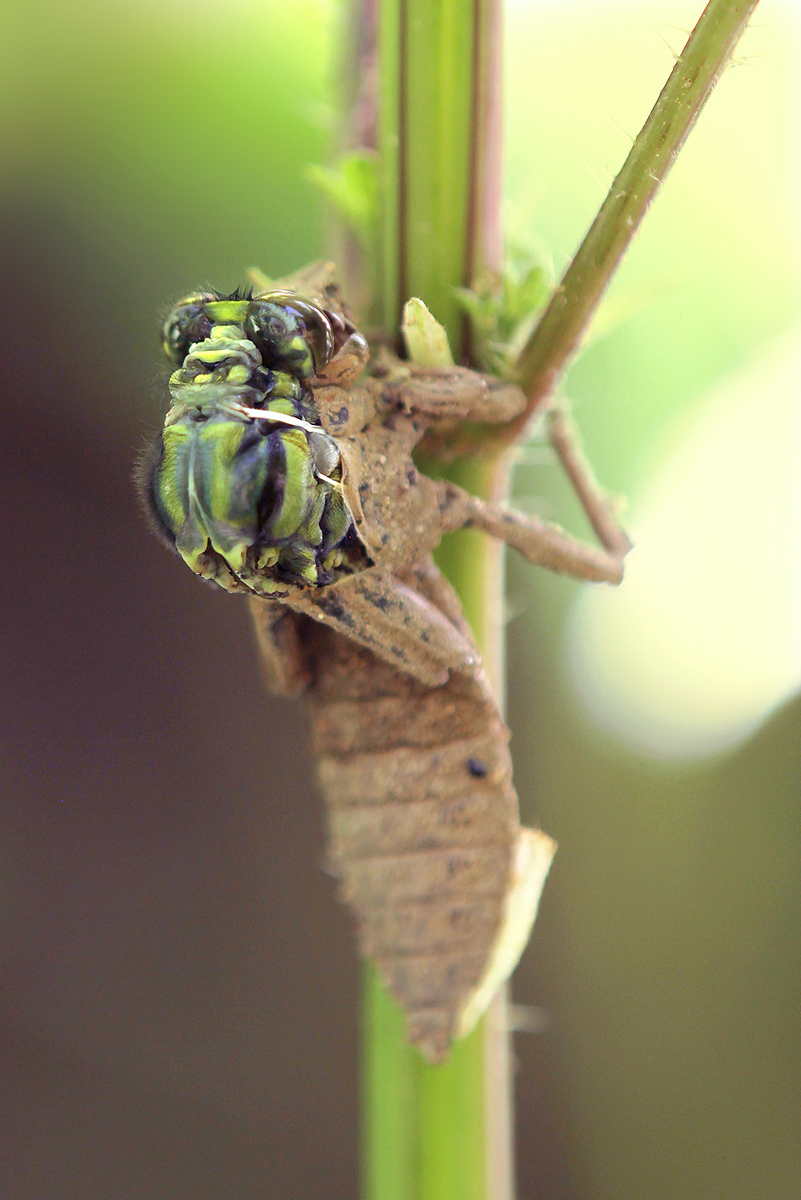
(1, 2), (799, 1198)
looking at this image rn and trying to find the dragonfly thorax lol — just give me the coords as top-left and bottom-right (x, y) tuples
(144, 291), (363, 596)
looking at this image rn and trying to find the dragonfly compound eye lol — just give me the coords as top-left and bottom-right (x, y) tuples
(162, 302), (213, 366)
(244, 295), (335, 379)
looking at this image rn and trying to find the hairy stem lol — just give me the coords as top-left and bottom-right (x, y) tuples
(511, 0), (761, 429)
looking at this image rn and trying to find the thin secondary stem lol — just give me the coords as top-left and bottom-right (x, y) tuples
(511, 0), (761, 430)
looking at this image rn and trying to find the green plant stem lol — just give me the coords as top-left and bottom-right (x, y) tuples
(376, 0), (501, 345)
(349, 2), (760, 1196)
(364, 3), (510, 1199)
(362, 459), (511, 1200)
(512, 0), (762, 428)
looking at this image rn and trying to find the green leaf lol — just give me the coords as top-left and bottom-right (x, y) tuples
(306, 149), (380, 254)
(455, 249), (551, 374)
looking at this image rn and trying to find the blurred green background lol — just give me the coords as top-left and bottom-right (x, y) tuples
(1, 1), (799, 1197)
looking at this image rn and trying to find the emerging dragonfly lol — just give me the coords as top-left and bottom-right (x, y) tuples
(138, 262), (628, 1060)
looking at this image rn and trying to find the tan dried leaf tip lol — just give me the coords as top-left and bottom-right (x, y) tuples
(246, 260), (339, 304)
(455, 827), (557, 1039)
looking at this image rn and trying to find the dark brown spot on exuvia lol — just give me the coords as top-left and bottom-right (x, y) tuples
(467, 758), (487, 778)
(335, 406), (349, 423)
(317, 595), (355, 628)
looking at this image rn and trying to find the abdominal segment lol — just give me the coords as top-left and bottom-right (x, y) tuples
(302, 570), (552, 1061)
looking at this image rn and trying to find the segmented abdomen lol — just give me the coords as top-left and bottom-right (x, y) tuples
(303, 602), (531, 1061)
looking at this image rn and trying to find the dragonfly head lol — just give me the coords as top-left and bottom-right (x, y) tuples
(162, 290), (342, 410)
(163, 291), (337, 373)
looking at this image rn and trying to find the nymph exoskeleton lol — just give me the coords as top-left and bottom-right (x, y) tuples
(138, 263), (629, 1060)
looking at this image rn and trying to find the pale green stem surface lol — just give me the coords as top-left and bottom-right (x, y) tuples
(513, 0), (762, 427)
(365, 3), (507, 1199)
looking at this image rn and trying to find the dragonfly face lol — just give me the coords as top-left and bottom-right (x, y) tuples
(139, 291), (361, 595)
(161, 292), (337, 376)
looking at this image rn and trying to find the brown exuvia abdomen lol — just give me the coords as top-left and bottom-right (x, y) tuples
(305, 612), (554, 1061)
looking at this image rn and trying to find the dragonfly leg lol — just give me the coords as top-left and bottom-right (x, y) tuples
(546, 402), (631, 563)
(282, 567), (479, 686)
(248, 598), (312, 696)
(388, 366), (527, 423)
(435, 479), (629, 584)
